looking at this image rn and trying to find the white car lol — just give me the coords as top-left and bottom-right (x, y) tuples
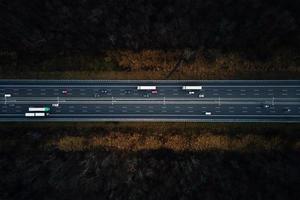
(205, 112), (211, 115)
(52, 103), (59, 107)
(188, 91), (195, 95)
(199, 94), (204, 98)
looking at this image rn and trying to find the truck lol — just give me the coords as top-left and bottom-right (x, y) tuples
(25, 113), (48, 117)
(28, 107), (50, 112)
(182, 86), (202, 90)
(137, 86), (157, 90)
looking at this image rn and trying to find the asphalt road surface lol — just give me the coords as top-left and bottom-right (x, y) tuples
(0, 80), (300, 122)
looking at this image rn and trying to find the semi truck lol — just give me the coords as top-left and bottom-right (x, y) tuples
(137, 86), (157, 90)
(25, 113), (48, 117)
(182, 86), (202, 90)
(28, 107), (50, 112)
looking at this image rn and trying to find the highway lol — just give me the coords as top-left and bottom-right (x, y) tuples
(0, 80), (300, 122)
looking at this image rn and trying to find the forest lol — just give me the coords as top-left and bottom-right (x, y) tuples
(1, 1), (300, 199)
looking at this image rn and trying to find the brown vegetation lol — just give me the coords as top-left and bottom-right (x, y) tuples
(1, 49), (300, 80)
(54, 133), (293, 152)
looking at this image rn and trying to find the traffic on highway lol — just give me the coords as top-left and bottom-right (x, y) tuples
(0, 80), (299, 122)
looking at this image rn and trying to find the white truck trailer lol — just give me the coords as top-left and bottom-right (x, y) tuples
(25, 113), (47, 117)
(137, 86), (157, 90)
(182, 86), (202, 90)
(28, 107), (50, 112)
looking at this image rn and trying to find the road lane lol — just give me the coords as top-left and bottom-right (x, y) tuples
(0, 80), (299, 122)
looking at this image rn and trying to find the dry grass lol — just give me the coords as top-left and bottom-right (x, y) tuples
(54, 133), (294, 152)
(1, 49), (300, 80)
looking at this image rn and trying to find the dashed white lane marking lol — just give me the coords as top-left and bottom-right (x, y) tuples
(242, 110), (248, 113)
(282, 93), (288, 96)
(109, 110), (114, 112)
(136, 110), (141, 113)
(227, 93), (232, 95)
(226, 89), (232, 92)
(202, 107), (206, 109)
(216, 110), (221, 113)
(188, 110), (194, 113)
(229, 106), (234, 109)
(268, 93), (273, 95)
(254, 93), (259, 96)
(175, 110), (180, 113)
(242, 107), (248, 109)
(174, 93), (179, 95)
(241, 93), (246, 95)
(256, 110), (262, 113)
(213, 93), (219, 95)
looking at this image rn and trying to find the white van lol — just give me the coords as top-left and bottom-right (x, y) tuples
(205, 112), (211, 115)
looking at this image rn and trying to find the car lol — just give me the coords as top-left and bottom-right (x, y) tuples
(101, 89), (108, 93)
(52, 103), (59, 107)
(264, 104), (270, 108)
(188, 91), (195, 95)
(62, 90), (68, 94)
(284, 108), (291, 112)
(151, 90), (158, 94)
(143, 93), (150, 98)
(198, 94), (204, 98)
(205, 112), (212, 115)
(124, 90), (131, 94)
